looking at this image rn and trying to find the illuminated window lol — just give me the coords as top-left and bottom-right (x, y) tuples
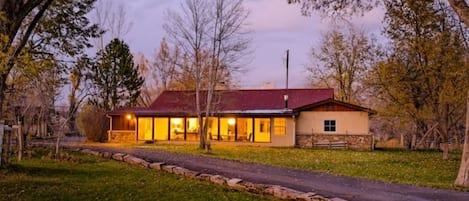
(273, 118), (286, 135)
(236, 118), (253, 142)
(185, 118), (199, 141)
(219, 117), (235, 141)
(204, 118), (219, 140)
(254, 118), (270, 142)
(137, 117), (153, 141)
(170, 118), (184, 140)
(154, 118), (168, 141)
(324, 120), (336, 132)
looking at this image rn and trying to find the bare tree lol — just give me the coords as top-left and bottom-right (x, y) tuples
(164, 0), (251, 149)
(135, 52), (154, 107)
(67, 56), (92, 134)
(308, 25), (379, 103)
(136, 38), (182, 107)
(93, 0), (132, 49)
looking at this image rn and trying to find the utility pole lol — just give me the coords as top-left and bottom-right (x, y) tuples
(286, 49), (289, 89)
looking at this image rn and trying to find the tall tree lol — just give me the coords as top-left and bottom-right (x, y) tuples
(164, 0), (250, 150)
(136, 38), (181, 107)
(308, 26), (379, 103)
(0, 0), (100, 167)
(289, 0), (469, 187)
(89, 38), (144, 111)
(67, 56), (92, 134)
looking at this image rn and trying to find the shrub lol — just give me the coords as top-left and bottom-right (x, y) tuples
(76, 104), (109, 142)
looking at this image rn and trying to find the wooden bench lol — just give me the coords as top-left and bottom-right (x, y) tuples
(314, 141), (348, 149)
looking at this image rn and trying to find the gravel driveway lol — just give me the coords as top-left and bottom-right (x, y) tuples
(63, 144), (468, 201)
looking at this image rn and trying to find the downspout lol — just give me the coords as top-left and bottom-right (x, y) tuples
(106, 115), (112, 142)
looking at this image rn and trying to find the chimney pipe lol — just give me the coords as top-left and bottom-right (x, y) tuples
(284, 94), (289, 109)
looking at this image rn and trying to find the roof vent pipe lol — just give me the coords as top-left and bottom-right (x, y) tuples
(284, 94), (289, 109)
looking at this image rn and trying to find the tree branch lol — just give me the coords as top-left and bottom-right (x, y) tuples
(448, 0), (469, 27)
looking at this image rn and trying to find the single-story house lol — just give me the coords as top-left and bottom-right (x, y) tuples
(107, 88), (375, 149)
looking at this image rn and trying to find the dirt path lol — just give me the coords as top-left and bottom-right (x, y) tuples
(68, 144), (468, 201)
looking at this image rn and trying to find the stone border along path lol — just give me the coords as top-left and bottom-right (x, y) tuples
(74, 147), (332, 201)
(32, 142), (469, 201)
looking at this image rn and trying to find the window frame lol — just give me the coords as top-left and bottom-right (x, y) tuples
(324, 120), (336, 132)
(273, 118), (286, 136)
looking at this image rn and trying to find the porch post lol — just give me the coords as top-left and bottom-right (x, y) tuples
(108, 116), (112, 141)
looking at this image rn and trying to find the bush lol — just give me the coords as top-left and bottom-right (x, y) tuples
(76, 104), (109, 142)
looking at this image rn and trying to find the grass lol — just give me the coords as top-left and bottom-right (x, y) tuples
(0, 148), (277, 201)
(133, 143), (465, 190)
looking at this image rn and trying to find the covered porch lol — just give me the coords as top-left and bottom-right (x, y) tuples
(108, 113), (295, 146)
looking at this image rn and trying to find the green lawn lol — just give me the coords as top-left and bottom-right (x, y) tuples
(0, 149), (277, 201)
(134, 143), (465, 190)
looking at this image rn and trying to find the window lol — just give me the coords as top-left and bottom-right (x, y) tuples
(154, 118), (169, 141)
(204, 118), (219, 140)
(219, 117), (235, 141)
(170, 118), (184, 140)
(273, 118), (286, 135)
(137, 117), (153, 141)
(185, 118), (199, 141)
(324, 120), (336, 132)
(237, 118), (253, 141)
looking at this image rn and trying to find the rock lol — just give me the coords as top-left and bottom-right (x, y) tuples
(297, 192), (318, 201)
(209, 175), (229, 185)
(172, 167), (190, 176)
(227, 178), (245, 190)
(101, 152), (113, 159)
(139, 160), (150, 168)
(265, 185), (305, 200)
(161, 165), (177, 173)
(149, 162), (166, 170)
(88, 150), (101, 156)
(80, 149), (93, 154)
(183, 170), (200, 178)
(238, 181), (269, 194)
(123, 155), (149, 168)
(330, 198), (347, 201)
(196, 173), (212, 182)
(227, 178), (243, 187)
(111, 153), (126, 161)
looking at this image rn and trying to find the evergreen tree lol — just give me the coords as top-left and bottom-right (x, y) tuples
(89, 38), (144, 111)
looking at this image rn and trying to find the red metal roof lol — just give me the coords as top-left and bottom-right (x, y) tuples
(145, 88), (334, 115)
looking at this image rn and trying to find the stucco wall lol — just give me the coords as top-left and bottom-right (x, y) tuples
(270, 118), (295, 147)
(295, 111), (372, 149)
(296, 111), (369, 135)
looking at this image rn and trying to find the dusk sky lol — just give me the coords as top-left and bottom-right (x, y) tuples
(97, 0), (384, 89)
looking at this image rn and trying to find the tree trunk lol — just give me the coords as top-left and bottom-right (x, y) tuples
(455, 90), (469, 187)
(17, 122), (23, 161)
(0, 120), (4, 167)
(400, 132), (404, 147)
(411, 133), (417, 149)
(441, 141), (449, 160)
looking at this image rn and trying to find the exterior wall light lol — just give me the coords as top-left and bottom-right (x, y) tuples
(228, 118), (236, 125)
